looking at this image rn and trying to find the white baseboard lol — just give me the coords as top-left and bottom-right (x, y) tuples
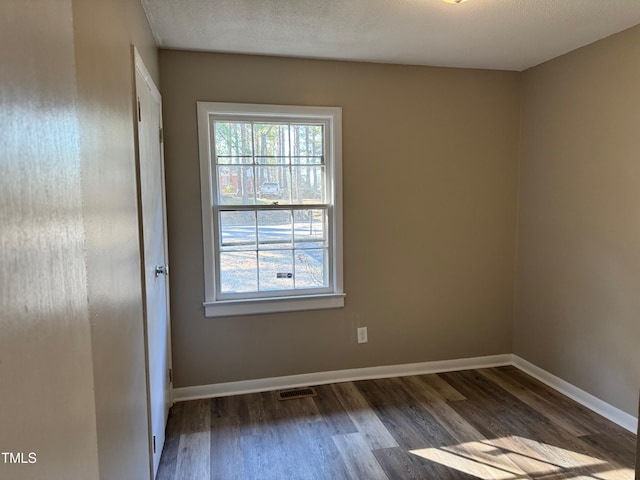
(173, 353), (638, 434)
(173, 354), (512, 402)
(512, 355), (638, 434)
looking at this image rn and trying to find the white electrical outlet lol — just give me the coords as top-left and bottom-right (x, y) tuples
(357, 327), (368, 344)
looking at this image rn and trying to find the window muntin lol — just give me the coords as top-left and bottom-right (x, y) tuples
(198, 103), (343, 316)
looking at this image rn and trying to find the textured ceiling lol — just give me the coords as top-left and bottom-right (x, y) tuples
(141, 0), (640, 71)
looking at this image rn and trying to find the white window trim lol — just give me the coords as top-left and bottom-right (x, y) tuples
(197, 102), (345, 317)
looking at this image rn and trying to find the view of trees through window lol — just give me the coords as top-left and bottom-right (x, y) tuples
(215, 121), (324, 205)
(213, 121), (329, 294)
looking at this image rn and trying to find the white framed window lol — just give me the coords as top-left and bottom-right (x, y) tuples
(197, 102), (345, 317)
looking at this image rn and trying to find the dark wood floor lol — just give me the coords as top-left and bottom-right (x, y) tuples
(157, 366), (637, 480)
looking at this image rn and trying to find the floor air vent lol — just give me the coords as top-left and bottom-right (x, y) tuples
(277, 387), (318, 400)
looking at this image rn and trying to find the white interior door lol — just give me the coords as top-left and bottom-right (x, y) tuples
(134, 49), (172, 478)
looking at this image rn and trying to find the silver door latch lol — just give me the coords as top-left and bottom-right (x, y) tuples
(155, 264), (169, 277)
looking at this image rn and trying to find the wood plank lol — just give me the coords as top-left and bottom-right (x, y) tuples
(332, 432), (389, 480)
(331, 382), (399, 450)
(239, 430), (288, 480)
(409, 444), (533, 480)
(373, 446), (480, 480)
(239, 391), (307, 480)
(241, 391), (287, 435)
(292, 418), (352, 480)
(439, 369), (525, 405)
(262, 392), (313, 479)
(211, 393), (246, 419)
(175, 399), (211, 480)
(312, 383), (358, 435)
(399, 375), (485, 443)
(578, 433), (636, 468)
(501, 366), (637, 440)
(255, 397), (323, 480)
(441, 370), (578, 443)
(210, 404), (245, 480)
(478, 367), (591, 437)
(355, 377), (458, 450)
(440, 372), (631, 478)
(414, 372), (467, 401)
(485, 434), (631, 480)
(156, 402), (184, 480)
(448, 398), (633, 478)
(400, 376), (532, 479)
(372, 447), (430, 480)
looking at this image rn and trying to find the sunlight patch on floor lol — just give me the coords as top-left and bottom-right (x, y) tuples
(486, 435), (606, 470)
(409, 436), (632, 480)
(410, 446), (526, 479)
(590, 468), (636, 480)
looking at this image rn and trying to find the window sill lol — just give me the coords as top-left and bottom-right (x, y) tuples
(203, 293), (346, 318)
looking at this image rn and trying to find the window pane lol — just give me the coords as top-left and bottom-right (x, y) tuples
(216, 165), (256, 205)
(294, 209), (327, 248)
(258, 210), (292, 249)
(258, 250), (294, 291)
(220, 251), (258, 293)
(214, 121), (252, 157)
(291, 166), (325, 204)
(292, 124), (323, 157)
(256, 166), (291, 203)
(295, 249), (328, 289)
(253, 123), (289, 157)
(220, 211), (256, 251)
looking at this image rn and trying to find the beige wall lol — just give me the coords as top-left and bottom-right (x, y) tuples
(515, 25), (640, 416)
(73, 0), (159, 478)
(0, 2), (99, 478)
(159, 50), (520, 388)
(1, 0), (158, 479)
